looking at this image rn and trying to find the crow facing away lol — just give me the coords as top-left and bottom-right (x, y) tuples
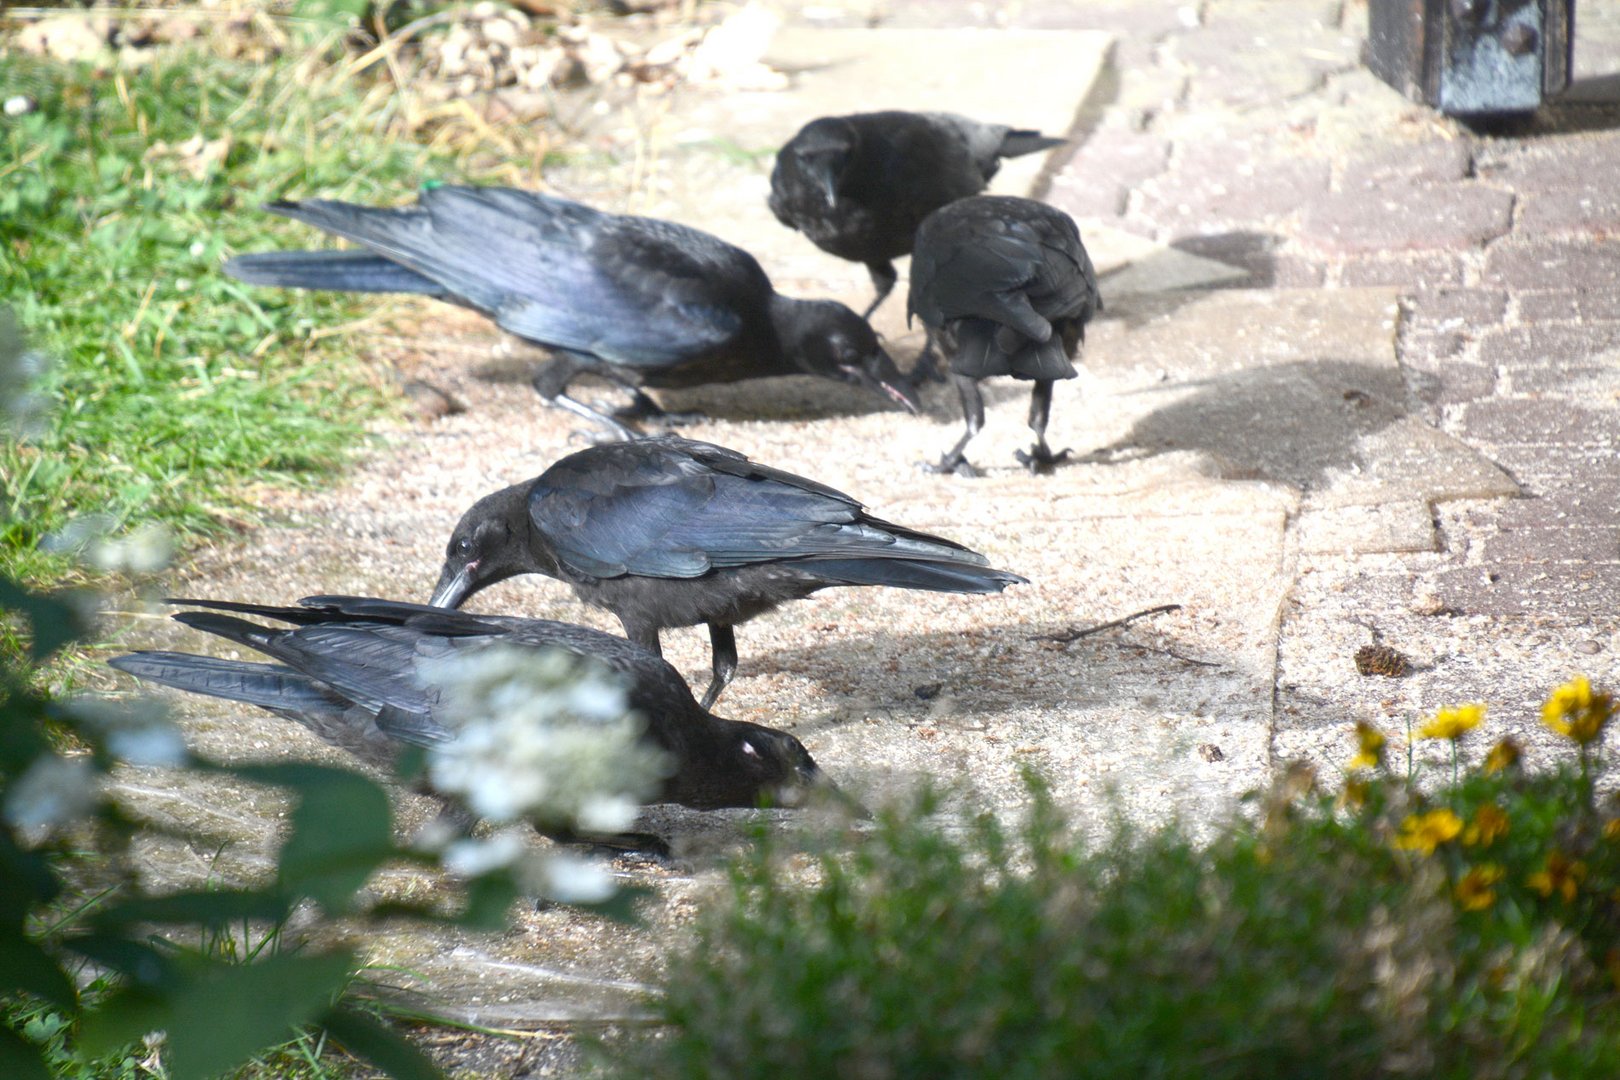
(429, 436), (1028, 708)
(109, 596), (835, 846)
(908, 195), (1101, 477)
(768, 111), (1066, 326)
(225, 186), (919, 438)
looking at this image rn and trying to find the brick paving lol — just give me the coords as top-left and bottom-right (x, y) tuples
(865, 0), (1620, 765)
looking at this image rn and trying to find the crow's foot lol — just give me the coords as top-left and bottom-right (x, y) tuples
(922, 456), (981, 478)
(1014, 446), (1072, 474)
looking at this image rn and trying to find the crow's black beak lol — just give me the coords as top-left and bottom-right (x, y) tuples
(778, 762), (872, 819)
(429, 561), (477, 609)
(842, 348), (921, 415)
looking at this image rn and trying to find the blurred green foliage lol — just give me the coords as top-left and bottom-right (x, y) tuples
(632, 696), (1620, 1078)
(0, 43), (456, 586)
(0, 565), (656, 1077)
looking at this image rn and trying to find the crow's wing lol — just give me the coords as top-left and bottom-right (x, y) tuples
(528, 437), (982, 580)
(911, 202), (1094, 338)
(165, 598), (702, 738)
(266, 187), (755, 366)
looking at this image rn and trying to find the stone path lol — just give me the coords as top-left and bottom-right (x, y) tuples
(102, 1), (1620, 1069)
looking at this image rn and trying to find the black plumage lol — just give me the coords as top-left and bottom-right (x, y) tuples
(908, 195), (1101, 476)
(225, 186), (918, 437)
(768, 111), (1066, 324)
(109, 596), (833, 824)
(429, 435), (1027, 707)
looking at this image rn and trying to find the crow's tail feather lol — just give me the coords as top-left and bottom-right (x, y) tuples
(950, 320), (1014, 379)
(804, 557), (1026, 594)
(949, 320), (1077, 381)
(165, 597), (334, 625)
(1017, 335), (1080, 381)
(224, 250), (445, 295)
(108, 652), (339, 713)
(171, 611), (287, 658)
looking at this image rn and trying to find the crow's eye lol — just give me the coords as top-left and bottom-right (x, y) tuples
(453, 537), (473, 557)
(742, 741), (760, 759)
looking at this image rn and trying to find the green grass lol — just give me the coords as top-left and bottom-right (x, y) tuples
(4, 983), (382, 1080)
(0, 40), (467, 586)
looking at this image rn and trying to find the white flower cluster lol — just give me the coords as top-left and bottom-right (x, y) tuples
(421, 644), (669, 833)
(4, 755), (100, 830)
(66, 695), (187, 768)
(0, 307), (51, 440)
(434, 826), (618, 905)
(41, 514), (174, 575)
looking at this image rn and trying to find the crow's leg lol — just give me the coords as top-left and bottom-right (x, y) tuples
(923, 374), (985, 478)
(621, 618), (664, 658)
(1014, 379), (1072, 473)
(861, 260), (898, 321)
(603, 377), (709, 429)
(700, 624), (738, 710)
(532, 353), (640, 441)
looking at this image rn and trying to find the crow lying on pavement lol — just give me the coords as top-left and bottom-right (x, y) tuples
(430, 436), (1027, 708)
(227, 186), (919, 438)
(908, 195), (1101, 477)
(110, 595), (839, 851)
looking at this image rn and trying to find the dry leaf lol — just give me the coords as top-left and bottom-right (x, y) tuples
(13, 14), (113, 64)
(145, 134), (233, 180)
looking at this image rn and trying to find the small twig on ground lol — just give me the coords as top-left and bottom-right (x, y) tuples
(1132, 644), (1224, 669)
(1030, 603), (1183, 644)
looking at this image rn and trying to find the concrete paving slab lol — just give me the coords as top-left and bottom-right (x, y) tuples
(1296, 501), (1437, 556)
(1083, 223), (1253, 295)
(93, 0), (1574, 1051)
(1309, 415), (1520, 509)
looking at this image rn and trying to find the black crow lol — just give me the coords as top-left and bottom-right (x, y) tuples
(429, 435), (1027, 708)
(768, 111), (1066, 327)
(908, 195), (1101, 477)
(225, 186), (919, 438)
(109, 596), (835, 833)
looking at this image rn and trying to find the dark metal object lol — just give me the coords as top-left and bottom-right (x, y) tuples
(1366, 0), (1575, 117)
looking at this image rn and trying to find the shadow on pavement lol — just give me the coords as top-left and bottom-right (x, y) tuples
(1103, 358), (1412, 491)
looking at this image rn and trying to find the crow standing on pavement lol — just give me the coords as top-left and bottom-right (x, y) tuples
(768, 112), (1066, 325)
(429, 436), (1027, 708)
(225, 186), (919, 438)
(908, 195), (1100, 477)
(109, 597), (836, 836)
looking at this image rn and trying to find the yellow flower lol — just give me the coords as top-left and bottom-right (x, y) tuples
(1418, 703), (1485, 741)
(1482, 738), (1520, 774)
(1394, 809), (1464, 855)
(1349, 721), (1387, 770)
(1604, 819), (1620, 843)
(1455, 864), (1506, 911)
(1527, 852), (1587, 902)
(1462, 804), (1510, 848)
(1541, 677), (1614, 745)
(1340, 777), (1370, 809)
